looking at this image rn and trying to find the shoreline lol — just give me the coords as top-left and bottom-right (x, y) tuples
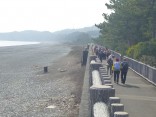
(0, 40), (41, 47)
(0, 43), (85, 117)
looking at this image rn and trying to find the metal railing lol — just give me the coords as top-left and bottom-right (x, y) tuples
(110, 49), (156, 85)
(110, 50), (122, 61)
(124, 56), (156, 85)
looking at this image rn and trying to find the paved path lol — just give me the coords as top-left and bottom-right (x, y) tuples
(103, 60), (156, 117)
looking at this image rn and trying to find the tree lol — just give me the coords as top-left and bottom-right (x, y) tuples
(95, 0), (156, 56)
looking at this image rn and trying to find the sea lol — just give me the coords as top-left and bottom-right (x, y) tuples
(0, 40), (40, 47)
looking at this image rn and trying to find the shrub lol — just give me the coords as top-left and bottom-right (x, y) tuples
(126, 41), (156, 59)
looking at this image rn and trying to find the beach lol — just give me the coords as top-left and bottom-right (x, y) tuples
(0, 42), (85, 117)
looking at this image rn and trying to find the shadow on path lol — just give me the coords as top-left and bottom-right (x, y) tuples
(117, 83), (140, 88)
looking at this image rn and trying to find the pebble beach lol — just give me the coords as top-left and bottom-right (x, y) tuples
(0, 42), (85, 117)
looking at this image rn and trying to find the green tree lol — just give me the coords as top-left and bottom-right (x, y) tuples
(96, 0), (156, 56)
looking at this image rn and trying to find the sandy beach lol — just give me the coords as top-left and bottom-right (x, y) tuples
(0, 42), (85, 117)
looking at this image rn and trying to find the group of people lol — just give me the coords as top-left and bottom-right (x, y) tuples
(92, 45), (112, 62)
(91, 44), (129, 84)
(107, 55), (129, 84)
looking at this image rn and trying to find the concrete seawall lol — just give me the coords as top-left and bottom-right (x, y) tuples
(79, 48), (91, 117)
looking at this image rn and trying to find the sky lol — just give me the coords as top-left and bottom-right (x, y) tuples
(0, 0), (110, 33)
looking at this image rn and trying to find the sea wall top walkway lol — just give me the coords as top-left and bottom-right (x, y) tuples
(102, 60), (156, 117)
(79, 44), (156, 117)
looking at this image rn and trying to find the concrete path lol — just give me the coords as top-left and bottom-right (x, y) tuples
(103, 60), (156, 117)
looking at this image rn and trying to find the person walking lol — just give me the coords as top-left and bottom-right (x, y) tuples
(112, 58), (121, 84)
(121, 58), (129, 84)
(107, 57), (113, 75)
(99, 49), (103, 62)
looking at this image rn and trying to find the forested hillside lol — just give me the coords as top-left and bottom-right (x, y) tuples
(96, 0), (156, 66)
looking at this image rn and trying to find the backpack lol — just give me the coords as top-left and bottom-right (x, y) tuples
(107, 58), (113, 66)
(114, 62), (120, 70)
(122, 62), (128, 71)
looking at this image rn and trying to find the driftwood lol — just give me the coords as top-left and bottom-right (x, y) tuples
(111, 103), (124, 117)
(93, 102), (109, 117)
(90, 85), (115, 104)
(114, 112), (129, 117)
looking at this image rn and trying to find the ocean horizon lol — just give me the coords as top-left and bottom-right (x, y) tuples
(0, 40), (41, 47)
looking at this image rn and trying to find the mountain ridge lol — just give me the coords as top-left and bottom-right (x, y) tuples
(0, 26), (99, 44)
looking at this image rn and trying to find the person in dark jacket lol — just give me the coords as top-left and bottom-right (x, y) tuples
(107, 57), (113, 75)
(99, 50), (103, 62)
(121, 58), (129, 84)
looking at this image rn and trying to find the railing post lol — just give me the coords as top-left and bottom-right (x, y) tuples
(111, 103), (124, 117)
(114, 112), (129, 117)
